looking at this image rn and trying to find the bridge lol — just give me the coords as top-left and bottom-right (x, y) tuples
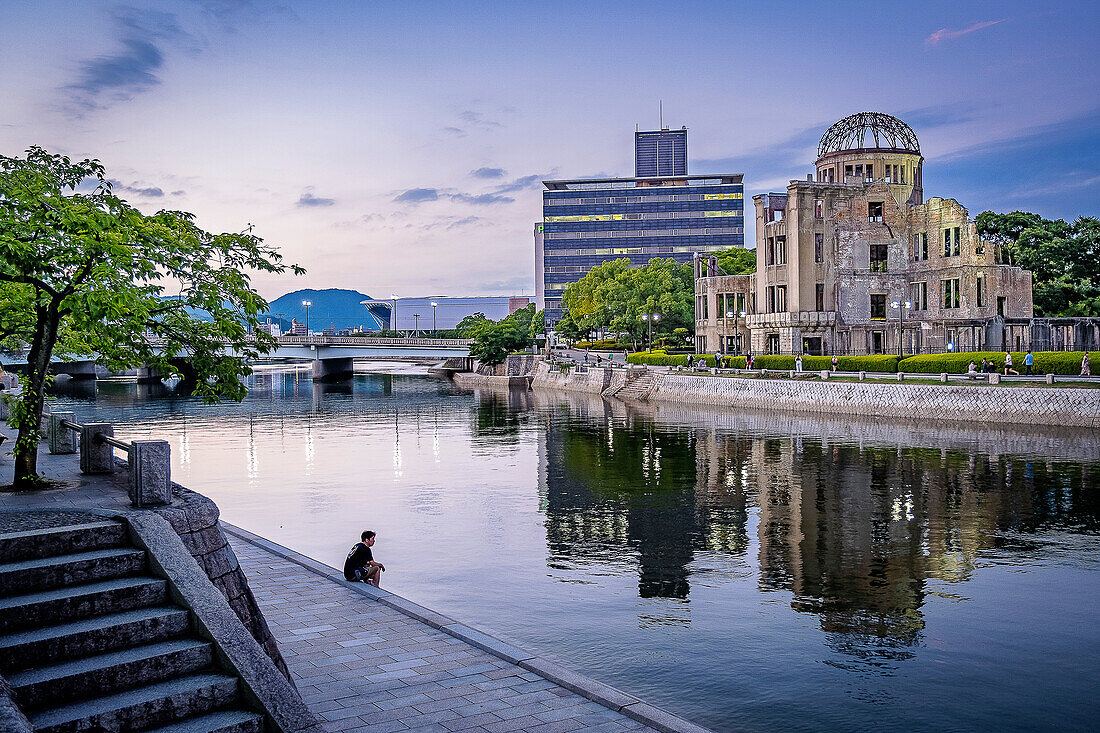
(1, 336), (473, 384)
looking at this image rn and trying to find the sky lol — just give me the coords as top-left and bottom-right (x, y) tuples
(2, 1), (1098, 301)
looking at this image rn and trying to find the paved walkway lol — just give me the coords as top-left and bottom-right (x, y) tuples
(228, 529), (665, 733)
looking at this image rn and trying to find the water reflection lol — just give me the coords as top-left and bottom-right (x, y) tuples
(46, 376), (1100, 732)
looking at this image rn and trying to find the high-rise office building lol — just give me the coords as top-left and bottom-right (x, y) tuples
(635, 127), (687, 177)
(536, 127), (745, 327)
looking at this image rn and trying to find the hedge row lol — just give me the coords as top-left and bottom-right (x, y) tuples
(574, 339), (627, 350)
(750, 355), (900, 372)
(624, 350), (1096, 375)
(899, 351), (1098, 375)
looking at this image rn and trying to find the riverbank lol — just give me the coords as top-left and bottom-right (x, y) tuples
(0, 424), (703, 733)
(528, 362), (1100, 428)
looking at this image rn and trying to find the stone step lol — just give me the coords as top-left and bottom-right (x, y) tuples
(10, 638), (214, 709)
(30, 672), (241, 733)
(144, 708), (266, 733)
(0, 576), (167, 634)
(0, 547), (147, 597)
(0, 605), (190, 672)
(0, 521), (126, 563)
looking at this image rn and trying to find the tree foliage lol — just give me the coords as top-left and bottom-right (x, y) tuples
(0, 146), (302, 487)
(559, 257), (694, 342)
(714, 247), (757, 275)
(976, 210), (1100, 316)
(468, 304), (544, 365)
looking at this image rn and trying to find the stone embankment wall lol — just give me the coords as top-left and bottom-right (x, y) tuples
(528, 363), (1100, 428)
(151, 481), (293, 682)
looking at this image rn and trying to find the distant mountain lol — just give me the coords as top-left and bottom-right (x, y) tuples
(262, 288), (388, 332)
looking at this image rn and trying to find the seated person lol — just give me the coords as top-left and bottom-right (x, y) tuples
(343, 530), (385, 587)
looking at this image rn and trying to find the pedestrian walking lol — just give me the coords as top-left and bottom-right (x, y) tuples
(1025, 350), (1034, 375)
(795, 355), (803, 373)
(1082, 352), (1091, 376)
(1004, 352), (1018, 375)
(831, 355), (838, 372)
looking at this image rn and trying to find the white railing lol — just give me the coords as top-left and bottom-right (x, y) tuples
(275, 335), (471, 348)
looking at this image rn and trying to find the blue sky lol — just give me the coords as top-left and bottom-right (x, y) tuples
(1, 1), (1097, 299)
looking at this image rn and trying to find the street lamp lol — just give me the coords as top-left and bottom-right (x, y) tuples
(390, 294), (398, 335)
(301, 300), (312, 335)
(891, 299), (912, 357)
(641, 313), (659, 351)
(413, 313), (421, 337)
(431, 302), (437, 335)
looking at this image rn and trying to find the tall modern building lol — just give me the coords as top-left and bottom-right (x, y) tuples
(537, 127), (745, 327)
(635, 127), (688, 177)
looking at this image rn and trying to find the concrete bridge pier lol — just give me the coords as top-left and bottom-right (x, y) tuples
(52, 360), (98, 380)
(312, 357), (354, 382)
(136, 365), (164, 384)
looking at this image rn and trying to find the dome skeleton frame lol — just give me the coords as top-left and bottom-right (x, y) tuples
(817, 112), (921, 158)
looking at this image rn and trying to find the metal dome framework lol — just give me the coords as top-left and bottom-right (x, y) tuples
(817, 112), (920, 158)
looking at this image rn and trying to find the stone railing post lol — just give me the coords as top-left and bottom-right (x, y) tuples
(989, 373), (1000, 385)
(48, 411), (77, 454)
(128, 440), (172, 507)
(80, 423), (115, 474)
(940, 373), (948, 382)
(858, 371), (866, 381)
(1046, 373), (1055, 384)
(819, 370), (830, 380)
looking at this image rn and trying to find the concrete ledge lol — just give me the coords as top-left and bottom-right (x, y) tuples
(128, 513), (323, 733)
(219, 520), (713, 733)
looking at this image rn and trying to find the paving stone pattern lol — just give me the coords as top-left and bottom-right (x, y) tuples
(233, 540), (658, 733)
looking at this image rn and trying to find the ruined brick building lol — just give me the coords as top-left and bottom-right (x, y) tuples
(695, 112), (1038, 355)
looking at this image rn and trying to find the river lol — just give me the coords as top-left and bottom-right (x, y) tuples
(48, 366), (1100, 732)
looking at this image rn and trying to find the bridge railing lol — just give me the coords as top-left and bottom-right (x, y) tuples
(276, 335), (471, 347)
(48, 413), (172, 508)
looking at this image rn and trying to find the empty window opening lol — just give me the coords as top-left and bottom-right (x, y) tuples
(942, 278), (960, 309)
(910, 281), (928, 310)
(815, 283), (825, 311)
(814, 199), (823, 218)
(870, 294), (887, 320)
(868, 202), (884, 222)
(976, 274), (986, 308)
(814, 233), (824, 263)
(870, 243), (889, 272)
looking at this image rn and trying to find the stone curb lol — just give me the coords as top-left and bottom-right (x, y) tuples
(219, 521), (714, 733)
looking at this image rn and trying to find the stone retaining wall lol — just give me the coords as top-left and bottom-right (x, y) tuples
(648, 373), (1100, 428)
(149, 480), (293, 683)
(525, 363), (1100, 428)
(452, 373), (531, 389)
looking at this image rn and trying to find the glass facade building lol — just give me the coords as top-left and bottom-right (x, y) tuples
(539, 173), (745, 326)
(635, 128), (688, 177)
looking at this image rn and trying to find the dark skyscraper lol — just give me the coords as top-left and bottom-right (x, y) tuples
(635, 128), (688, 177)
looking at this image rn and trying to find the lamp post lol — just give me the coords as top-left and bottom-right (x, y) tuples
(390, 294), (398, 335)
(431, 302), (438, 335)
(301, 300), (312, 335)
(641, 313), (659, 351)
(891, 299), (912, 357)
(413, 313), (421, 338)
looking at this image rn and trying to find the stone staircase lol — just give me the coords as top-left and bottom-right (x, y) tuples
(0, 519), (265, 733)
(607, 369), (659, 401)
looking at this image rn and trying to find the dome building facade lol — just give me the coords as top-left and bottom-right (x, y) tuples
(694, 112), (1035, 356)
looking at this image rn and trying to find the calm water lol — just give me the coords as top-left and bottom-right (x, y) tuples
(49, 367), (1100, 732)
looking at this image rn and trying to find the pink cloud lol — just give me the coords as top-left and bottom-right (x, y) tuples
(925, 19), (1005, 46)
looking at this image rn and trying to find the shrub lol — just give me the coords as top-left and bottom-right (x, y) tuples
(574, 339), (627, 350)
(752, 355), (899, 372)
(900, 351), (1099, 375)
(626, 351), (689, 367)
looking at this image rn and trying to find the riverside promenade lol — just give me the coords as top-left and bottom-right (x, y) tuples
(0, 425), (702, 733)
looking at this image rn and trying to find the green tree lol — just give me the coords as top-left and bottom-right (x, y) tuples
(0, 147), (302, 488)
(560, 257), (694, 344)
(977, 211), (1100, 316)
(714, 247), (757, 275)
(455, 311), (489, 336)
(468, 304), (544, 365)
